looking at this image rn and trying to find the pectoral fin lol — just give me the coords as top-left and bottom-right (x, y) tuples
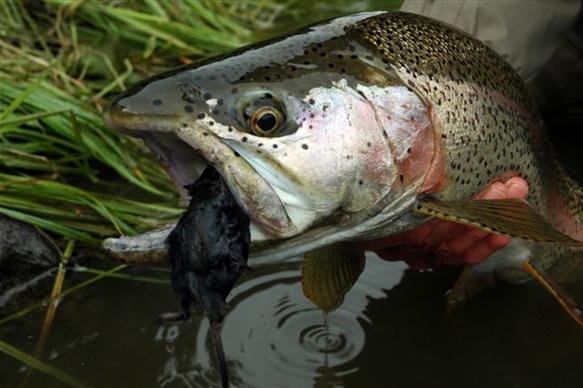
(301, 243), (365, 313)
(521, 261), (583, 327)
(414, 198), (583, 246)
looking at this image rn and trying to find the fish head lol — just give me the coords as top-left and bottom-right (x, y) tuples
(104, 12), (438, 259)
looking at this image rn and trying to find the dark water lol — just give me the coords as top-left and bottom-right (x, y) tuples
(2, 252), (583, 388)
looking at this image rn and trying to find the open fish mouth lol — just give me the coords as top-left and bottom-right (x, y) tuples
(103, 109), (295, 242)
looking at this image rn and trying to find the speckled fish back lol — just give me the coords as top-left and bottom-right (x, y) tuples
(348, 11), (583, 237)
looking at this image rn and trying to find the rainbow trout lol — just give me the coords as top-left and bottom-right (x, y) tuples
(104, 12), (583, 323)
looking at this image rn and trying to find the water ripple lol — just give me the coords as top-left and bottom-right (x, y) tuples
(187, 253), (406, 387)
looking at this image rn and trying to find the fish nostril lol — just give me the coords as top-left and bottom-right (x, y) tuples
(103, 98), (136, 131)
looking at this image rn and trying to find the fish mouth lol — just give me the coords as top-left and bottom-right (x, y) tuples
(103, 108), (295, 242)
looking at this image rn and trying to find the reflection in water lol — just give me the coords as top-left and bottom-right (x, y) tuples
(185, 254), (406, 388)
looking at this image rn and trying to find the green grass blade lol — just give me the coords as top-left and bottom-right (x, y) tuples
(0, 339), (90, 388)
(0, 264), (127, 326)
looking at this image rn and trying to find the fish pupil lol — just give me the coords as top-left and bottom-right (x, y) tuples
(257, 112), (277, 132)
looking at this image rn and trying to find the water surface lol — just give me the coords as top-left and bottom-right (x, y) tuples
(2, 252), (583, 388)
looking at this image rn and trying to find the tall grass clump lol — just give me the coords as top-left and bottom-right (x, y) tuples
(0, 0), (293, 245)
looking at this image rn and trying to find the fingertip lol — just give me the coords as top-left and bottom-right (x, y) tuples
(505, 177), (529, 199)
(440, 227), (489, 254)
(486, 234), (511, 249)
(463, 246), (492, 264)
(460, 234), (510, 264)
(475, 181), (507, 200)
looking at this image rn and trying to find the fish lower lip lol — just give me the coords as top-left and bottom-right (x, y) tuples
(138, 128), (294, 238)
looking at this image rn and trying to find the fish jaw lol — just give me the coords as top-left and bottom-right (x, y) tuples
(105, 108), (294, 238)
(174, 121), (295, 237)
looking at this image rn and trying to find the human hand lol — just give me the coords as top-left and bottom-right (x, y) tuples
(362, 176), (529, 269)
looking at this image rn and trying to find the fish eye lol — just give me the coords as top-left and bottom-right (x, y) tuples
(250, 106), (283, 136)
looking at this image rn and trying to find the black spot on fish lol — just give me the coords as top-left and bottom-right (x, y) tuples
(242, 137), (248, 142)
(153, 99), (162, 106)
(301, 144), (308, 150)
(197, 112), (206, 119)
(203, 92), (212, 100)
(272, 144), (278, 149)
(234, 151), (240, 157)
(358, 180), (364, 185)
(208, 121), (214, 126)
(228, 127), (233, 132)
(309, 98), (315, 105)
(184, 105), (193, 113)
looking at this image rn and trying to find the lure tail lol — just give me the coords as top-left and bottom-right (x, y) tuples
(209, 320), (230, 388)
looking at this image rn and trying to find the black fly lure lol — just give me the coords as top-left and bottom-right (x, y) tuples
(159, 165), (250, 388)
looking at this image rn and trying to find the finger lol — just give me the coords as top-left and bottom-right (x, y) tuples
(473, 176), (529, 200)
(459, 233), (511, 264)
(474, 181), (508, 200)
(435, 226), (490, 256)
(425, 178), (519, 248)
(422, 221), (469, 247)
(504, 177), (529, 198)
